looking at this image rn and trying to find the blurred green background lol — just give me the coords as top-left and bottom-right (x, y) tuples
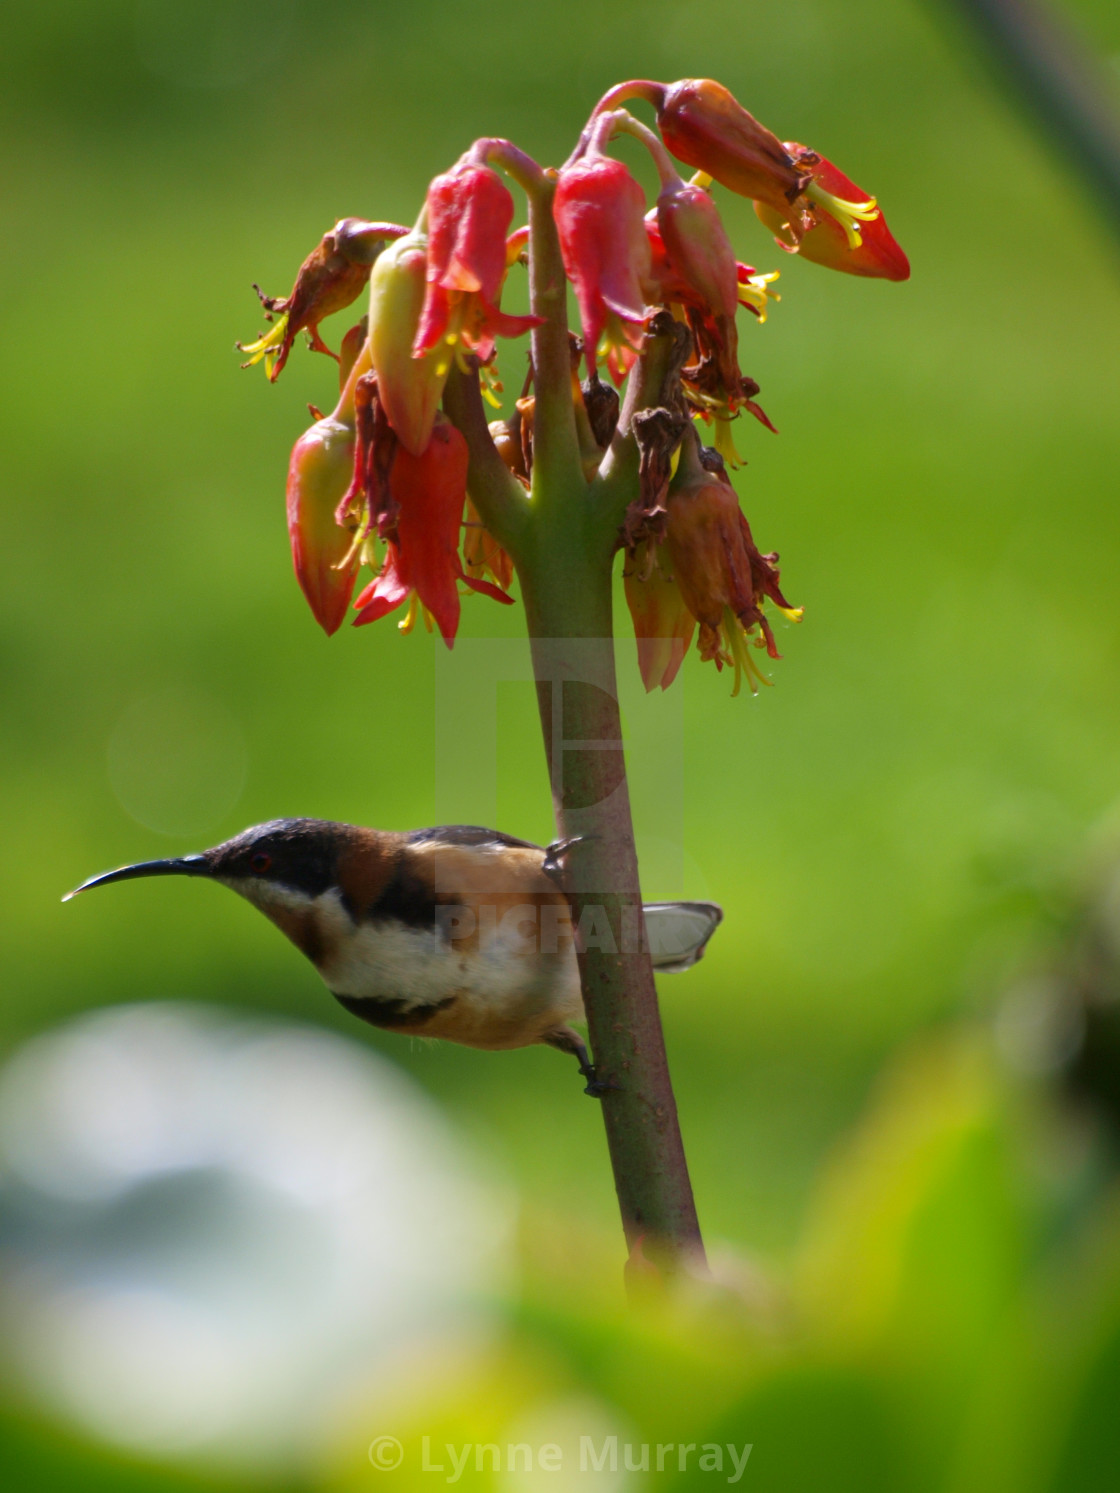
(3, 0), (1120, 1488)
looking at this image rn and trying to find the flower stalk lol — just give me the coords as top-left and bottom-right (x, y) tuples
(238, 77), (907, 1280)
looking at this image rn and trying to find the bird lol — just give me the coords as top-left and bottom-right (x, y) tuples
(64, 818), (722, 1093)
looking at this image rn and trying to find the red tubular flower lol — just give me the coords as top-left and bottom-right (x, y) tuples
(650, 79), (804, 223)
(755, 145), (909, 281)
(413, 162), (541, 367)
(368, 225), (448, 456)
(623, 542), (697, 692)
(352, 416), (512, 645)
(655, 177), (739, 322)
(239, 219), (407, 382)
(639, 188), (777, 467)
(651, 178), (741, 396)
(285, 343), (371, 636)
(554, 154), (651, 383)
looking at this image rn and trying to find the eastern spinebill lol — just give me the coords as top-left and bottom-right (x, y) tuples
(64, 819), (721, 1093)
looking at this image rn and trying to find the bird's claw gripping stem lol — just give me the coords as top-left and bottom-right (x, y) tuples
(542, 833), (599, 882)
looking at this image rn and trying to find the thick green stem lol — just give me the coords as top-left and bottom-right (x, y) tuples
(523, 179), (582, 503)
(517, 529), (705, 1271)
(512, 193), (704, 1272)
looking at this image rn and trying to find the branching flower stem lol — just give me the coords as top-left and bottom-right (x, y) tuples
(444, 171), (706, 1276)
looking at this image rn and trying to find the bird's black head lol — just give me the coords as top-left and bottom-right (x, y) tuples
(64, 818), (355, 902)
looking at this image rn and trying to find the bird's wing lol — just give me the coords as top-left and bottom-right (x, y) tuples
(642, 901), (724, 972)
(405, 825), (542, 851)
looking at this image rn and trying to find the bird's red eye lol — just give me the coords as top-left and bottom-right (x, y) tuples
(250, 851), (271, 874)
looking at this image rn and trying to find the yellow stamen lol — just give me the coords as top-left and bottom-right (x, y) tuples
(688, 170), (714, 190)
(738, 270), (781, 324)
(713, 416), (744, 469)
(723, 610), (771, 697)
(804, 180), (879, 250)
(334, 521), (369, 572)
(398, 593), (420, 634)
(237, 313), (290, 379)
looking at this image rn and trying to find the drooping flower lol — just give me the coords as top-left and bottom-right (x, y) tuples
(623, 541), (697, 692)
(665, 461), (801, 695)
(755, 145), (909, 281)
(638, 194), (776, 466)
(624, 437), (801, 695)
(367, 223), (449, 456)
(351, 414), (512, 645)
(651, 177), (741, 398)
(285, 341), (371, 636)
(553, 149), (651, 383)
(644, 211), (779, 329)
(239, 219), (407, 381)
(601, 78), (896, 265)
(413, 161), (541, 370)
(655, 176), (740, 323)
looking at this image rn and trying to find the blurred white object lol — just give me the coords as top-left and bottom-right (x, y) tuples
(0, 1004), (509, 1466)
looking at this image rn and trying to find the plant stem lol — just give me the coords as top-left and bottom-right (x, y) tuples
(517, 177), (704, 1274)
(441, 148), (707, 1273)
(517, 542), (706, 1272)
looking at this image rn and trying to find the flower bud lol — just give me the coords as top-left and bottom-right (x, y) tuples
(285, 344), (371, 636)
(368, 227), (447, 455)
(653, 79), (802, 220)
(655, 177), (740, 320)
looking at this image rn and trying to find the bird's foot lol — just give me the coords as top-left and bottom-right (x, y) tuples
(542, 833), (598, 882)
(579, 1060), (622, 1099)
(542, 1024), (619, 1099)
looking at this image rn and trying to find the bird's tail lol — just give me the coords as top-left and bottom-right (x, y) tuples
(642, 901), (723, 973)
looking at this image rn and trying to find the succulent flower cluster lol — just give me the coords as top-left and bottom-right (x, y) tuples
(239, 78), (906, 692)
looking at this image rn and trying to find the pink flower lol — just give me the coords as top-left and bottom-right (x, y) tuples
(553, 154), (651, 383)
(413, 162), (540, 366)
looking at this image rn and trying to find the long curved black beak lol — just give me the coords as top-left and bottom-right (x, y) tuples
(62, 854), (212, 902)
